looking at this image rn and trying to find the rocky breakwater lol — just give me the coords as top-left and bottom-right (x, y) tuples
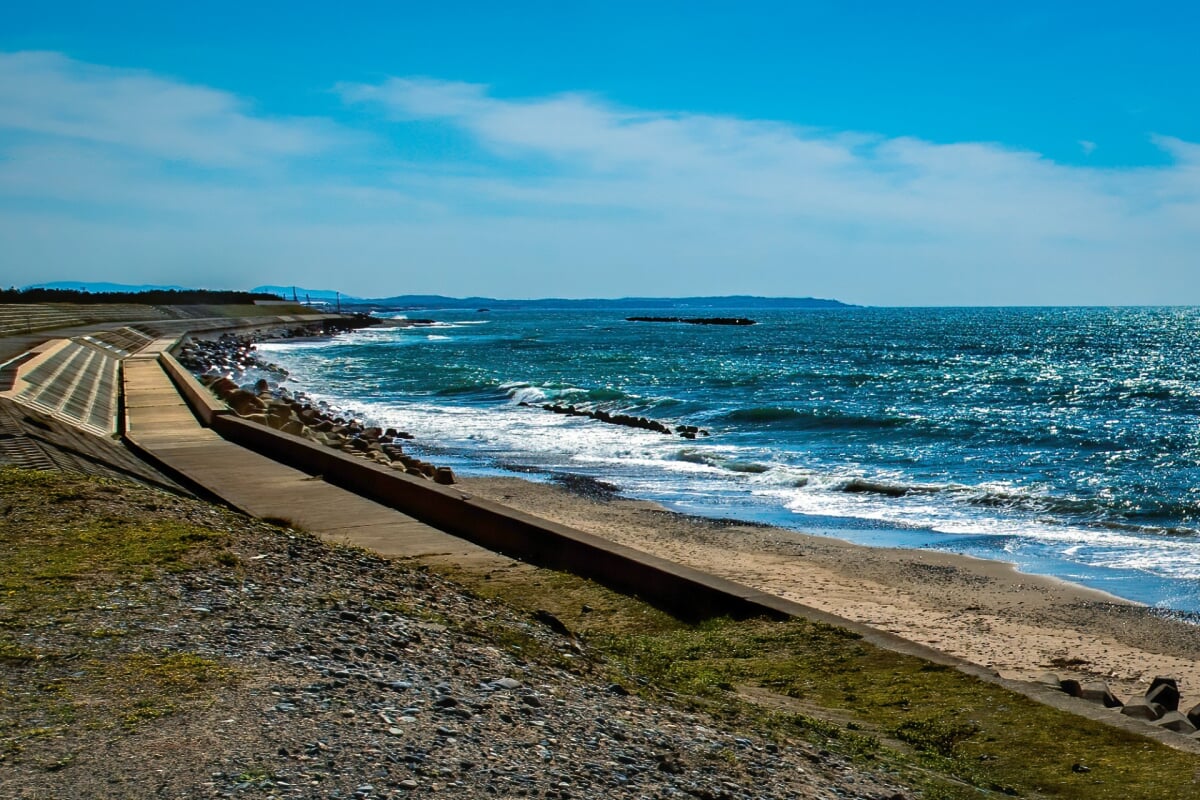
(1040, 671), (1200, 740)
(625, 316), (757, 326)
(176, 334), (457, 485)
(523, 403), (710, 440)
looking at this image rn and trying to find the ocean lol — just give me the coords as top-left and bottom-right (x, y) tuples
(255, 305), (1200, 613)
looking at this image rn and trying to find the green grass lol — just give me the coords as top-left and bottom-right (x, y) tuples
(438, 560), (1200, 800)
(0, 468), (240, 762)
(5, 466), (1196, 797)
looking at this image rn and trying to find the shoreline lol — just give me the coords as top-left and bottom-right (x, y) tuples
(194, 327), (1200, 701)
(459, 474), (1200, 701)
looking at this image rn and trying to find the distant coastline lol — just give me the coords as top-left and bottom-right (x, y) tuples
(21, 282), (859, 313)
(251, 288), (857, 312)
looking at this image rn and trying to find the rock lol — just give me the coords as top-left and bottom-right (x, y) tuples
(434, 467), (456, 485)
(1146, 682), (1180, 712)
(210, 377), (238, 397)
(1119, 697), (1165, 721)
(1035, 672), (1061, 689)
(1186, 702), (1200, 729)
(1078, 681), (1122, 708)
(227, 389), (267, 416)
(491, 678), (522, 690)
(532, 609), (571, 637)
(1149, 676), (1178, 692)
(280, 419), (305, 436)
(1154, 710), (1197, 733)
(1059, 679), (1082, 698)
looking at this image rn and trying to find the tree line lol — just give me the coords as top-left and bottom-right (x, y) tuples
(0, 288), (280, 305)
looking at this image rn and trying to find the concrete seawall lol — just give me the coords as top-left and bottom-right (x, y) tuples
(158, 348), (962, 642)
(155, 340), (1200, 753)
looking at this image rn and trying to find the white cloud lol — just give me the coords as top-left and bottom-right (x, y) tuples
(335, 77), (1200, 303)
(1, 55), (1199, 305)
(0, 51), (337, 167)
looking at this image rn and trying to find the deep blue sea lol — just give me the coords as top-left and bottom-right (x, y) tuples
(257, 305), (1200, 612)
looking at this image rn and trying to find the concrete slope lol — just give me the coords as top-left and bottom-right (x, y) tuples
(121, 347), (502, 568)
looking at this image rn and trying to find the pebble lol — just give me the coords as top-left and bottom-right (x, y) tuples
(26, 474), (916, 800)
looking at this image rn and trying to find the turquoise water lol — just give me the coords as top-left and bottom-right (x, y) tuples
(257, 305), (1200, 612)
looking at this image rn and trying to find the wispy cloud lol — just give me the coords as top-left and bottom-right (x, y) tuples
(340, 76), (1193, 238)
(0, 51), (336, 167)
(336, 77), (1200, 303)
(2, 55), (1198, 304)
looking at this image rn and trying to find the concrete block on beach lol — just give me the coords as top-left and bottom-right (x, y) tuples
(1120, 697), (1166, 721)
(1186, 702), (1200, 729)
(1153, 711), (1197, 734)
(1079, 681), (1123, 708)
(1146, 681), (1180, 713)
(1035, 672), (1061, 689)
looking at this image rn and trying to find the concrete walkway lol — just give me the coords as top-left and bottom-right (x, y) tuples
(121, 345), (504, 567)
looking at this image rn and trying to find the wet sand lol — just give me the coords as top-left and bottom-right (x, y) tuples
(461, 475), (1200, 702)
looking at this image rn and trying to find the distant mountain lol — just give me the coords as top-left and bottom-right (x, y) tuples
(26, 281), (193, 293)
(27, 283), (854, 311)
(342, 294), (856, 311)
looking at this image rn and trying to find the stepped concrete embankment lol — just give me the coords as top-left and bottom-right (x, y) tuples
(6, 310), (1200, 757)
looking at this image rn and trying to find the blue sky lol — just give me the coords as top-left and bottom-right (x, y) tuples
(2, 2), (1198, 305)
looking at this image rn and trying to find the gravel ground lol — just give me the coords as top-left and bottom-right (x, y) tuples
(1, 475), (913, 800)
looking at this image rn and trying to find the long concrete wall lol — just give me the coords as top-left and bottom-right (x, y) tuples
(153, 344), (1200, 753)
(160, 344), (797, 622)
(210, 412), (796, 623)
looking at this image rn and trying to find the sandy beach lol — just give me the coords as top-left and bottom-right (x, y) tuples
(460, 475), (1200, 702)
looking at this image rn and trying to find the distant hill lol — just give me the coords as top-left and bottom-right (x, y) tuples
(29, 284), (854, 311)
(287, 293), (855, 311)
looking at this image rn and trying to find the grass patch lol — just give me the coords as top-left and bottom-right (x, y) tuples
(436, 560), (1200, 800)
(0, 468), (240, 762)
(1, 468), (236, 625)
